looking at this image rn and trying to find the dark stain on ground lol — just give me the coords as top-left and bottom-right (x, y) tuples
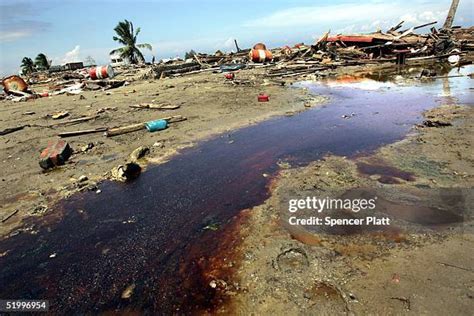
(376, 195), (465, 227)
(357, 161), (416, 183)
(1, 70), (472, 313)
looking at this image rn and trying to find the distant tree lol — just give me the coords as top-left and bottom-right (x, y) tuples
(110, 20), (152, 64)
(84, 55), (96, 67)
(34, 53), (50, 70)
(21, 57), (35, 75)
(184, 49), (197, 59)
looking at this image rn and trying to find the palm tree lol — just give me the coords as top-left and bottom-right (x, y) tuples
(110, 20), (152, 64)
(35, 53), (50, 70)
(21, 57), (35, 75)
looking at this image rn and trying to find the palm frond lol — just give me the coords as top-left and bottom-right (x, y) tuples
(109, 47), (126, 55)
(137, 43), (152, 51)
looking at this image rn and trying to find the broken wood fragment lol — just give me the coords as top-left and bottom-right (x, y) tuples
(443, 0), (460, 29)
(49, 115), (99, 127)
(106, 115), (187, 137)
(130, 103), (180, 110)
(1, 209), (19, 223)
(58, 127), (108, 138)
(0, 125), (27, 136)
(106, 123), (146, 137)
(437, 261), (474, 272)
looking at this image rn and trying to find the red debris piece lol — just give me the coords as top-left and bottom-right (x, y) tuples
(39, 140), (72, 169)
(327, 35), (374, 43)
(258, 93), (269, 102)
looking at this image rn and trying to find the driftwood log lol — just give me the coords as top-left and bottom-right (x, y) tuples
(106, 115), (187, 137)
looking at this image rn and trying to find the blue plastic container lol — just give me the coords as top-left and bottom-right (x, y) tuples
(145, 119), (168, 132)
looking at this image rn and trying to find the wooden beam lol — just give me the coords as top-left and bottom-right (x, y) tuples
(58, 127), (107, 138)
(443, 0), (460, 29)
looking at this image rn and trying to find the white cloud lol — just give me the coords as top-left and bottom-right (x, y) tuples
(243, 3), (399, 28)
(61, 45), (81, 64)
(400, 10), (447, 25)
(0, 31), (31, 42)
(242, 2), (456, 35)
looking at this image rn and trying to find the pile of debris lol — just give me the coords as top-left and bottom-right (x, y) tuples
(265, 22), (473, 78)
(1, 65), (128, 102)
(156, 1), (472, 78)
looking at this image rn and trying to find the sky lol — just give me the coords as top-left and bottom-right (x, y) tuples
(0, 0), (473, 75)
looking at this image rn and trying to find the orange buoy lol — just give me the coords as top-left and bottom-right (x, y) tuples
(249, 49), (273, 63)
(89, 65), (114, 80)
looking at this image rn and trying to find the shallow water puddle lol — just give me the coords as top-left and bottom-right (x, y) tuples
(1, 65), (473, 313)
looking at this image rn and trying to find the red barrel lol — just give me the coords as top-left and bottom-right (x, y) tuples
(89, 65), (114, 80)
(249, 49), (273, 63)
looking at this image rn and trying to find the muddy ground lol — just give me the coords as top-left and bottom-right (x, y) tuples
(1, 63), (473, 314)
(0, 68), (322, 236)
(222, 104), (474, 314)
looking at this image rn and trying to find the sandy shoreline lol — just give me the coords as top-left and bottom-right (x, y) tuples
(0, 68), (322, 237)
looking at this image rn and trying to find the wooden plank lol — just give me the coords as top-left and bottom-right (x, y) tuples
(50, 115), (99, 126)
(0, 125), (27, 136)
(106, 123), (145, 137)
(1, 209), (19, 223)
(130, 104), (180, 110)
(443, 0), (460, 29)
(58, 127), (107, 138)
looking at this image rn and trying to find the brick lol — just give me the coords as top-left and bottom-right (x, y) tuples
(39, 140), (72, 169)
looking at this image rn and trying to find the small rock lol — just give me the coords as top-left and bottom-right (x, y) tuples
(277, 161), (291, 169)
(121, 284), (136, 299)
(78, 175), (88, 182)
(153, 142), (164, 148)
(129, 146), (150, 162)
(51, 111), (69, 120)
(80, 143), (94, 153)
(111, 162), (142, 182)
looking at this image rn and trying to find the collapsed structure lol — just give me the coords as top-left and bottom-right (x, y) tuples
(1, 0), (472, 99)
